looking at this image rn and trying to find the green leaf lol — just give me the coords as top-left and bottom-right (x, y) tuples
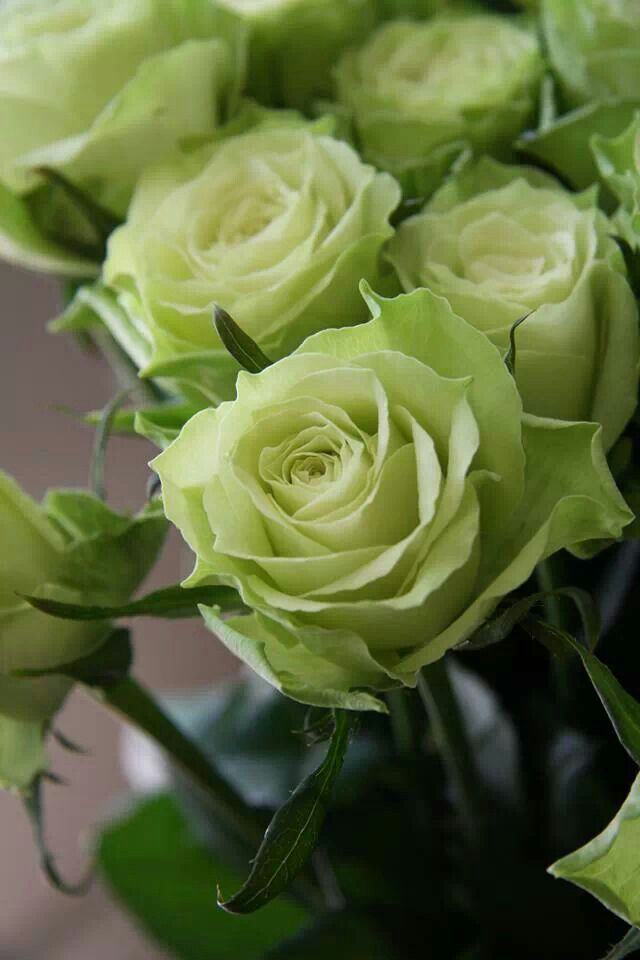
(466, 587), (600, 651)
(134, 409), (184, 450)
(551, 773), (640, 930)
(218, 711), (357, 915)
(603, 929), (640, 960)
(166, 675), (391, 817)
(527, 620), (640, 766)
(0, 179), (98, 276)
(43, 489), (132, 543)
(20, 583), (242, 622)
(16, 628), (133, 688)
(42, 494), (168, 607)
(560, 586), (603, 652)
(34, 166), (121, 260)
(575, 647), (640, 767)
(465, 595), (544, 650)
(213, 305), (272, 374)
(98, 794), (307, 960)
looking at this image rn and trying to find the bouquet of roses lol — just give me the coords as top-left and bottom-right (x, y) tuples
(4, 0), (640, 957)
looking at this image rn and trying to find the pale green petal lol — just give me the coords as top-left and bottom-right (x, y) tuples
(355, 351), (471, 460)
(0, 1), (246, 272)
(243, 480), (480, 649)
(0, 668), (70, 725)
(0, 597), (106, 680)
(251, 544), (390, 597)
(104, 121), (399, 400)
(302, 285), (525, 535)
(550, 772), (640, 926)
(488, 261), (639, 450)
(392, 415), (633, 678)
(152, 284), (633, 705)
(0, 715), (46, 792)
(267, 224), (401, 361)
(0, 470), (64, 607)
(151, 408), (224, 566)
(18, 39), (242, 218)
(199, 607), (388, 712)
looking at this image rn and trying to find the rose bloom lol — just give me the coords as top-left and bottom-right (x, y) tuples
(152, 287), (631, 711)
(103, 115), (401, 403)
(387, 158), (640, 450)
(0, 0), (245, 274)
(0, 471), (165, 789)
(543, 0), (640, 108)
(335, 13), (542, 194)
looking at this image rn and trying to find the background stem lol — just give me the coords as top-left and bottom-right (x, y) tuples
(89, 677), (264, 851)
(537, 555), (572, 709)
(386, 687), (415, 757)
(417, 658), (482, 852)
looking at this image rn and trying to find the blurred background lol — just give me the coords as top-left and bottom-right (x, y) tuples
(0, 261), (239, 959)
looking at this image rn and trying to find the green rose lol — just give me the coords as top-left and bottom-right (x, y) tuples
(542, 0), (640, 108)
(593, 113), (640, 249)
(0, 471), (166, 789)
(215, 0), (377, 109)
(387, 159), (640, 451)
(0, 0), (245, 275)
(334, 14), (542, 196)
(103, 115), (401, 404)
(151, 286), (631, 712)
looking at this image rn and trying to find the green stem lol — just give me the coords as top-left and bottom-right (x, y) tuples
(386, 688), (415, 757)
(537, 556), (572, 709)
(90, 677), (264, 851)
(536, 557), (566, 629)
(417, 658), (483, 851)
(93, 327), (164, 405)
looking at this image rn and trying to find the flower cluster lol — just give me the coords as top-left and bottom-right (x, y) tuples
(1, 0), (639, 754)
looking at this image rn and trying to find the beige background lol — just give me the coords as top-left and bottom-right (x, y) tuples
(0, 261), (238, 958)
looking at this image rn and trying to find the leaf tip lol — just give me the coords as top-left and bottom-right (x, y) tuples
(216, 884), (240, 915)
